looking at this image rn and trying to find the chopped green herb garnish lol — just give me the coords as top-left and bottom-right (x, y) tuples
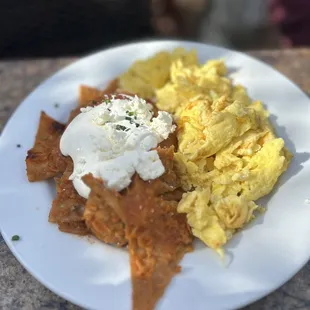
(104, 99), (111, 104)
(126, 111), (135, 116)
(91, 100), (97, 105)
(116, 125), (128, 131)
(11, 235), (20, 241)
(125, 116), (136, 125)
(16, 144), (21, 148)
(135, 123), (140, 128)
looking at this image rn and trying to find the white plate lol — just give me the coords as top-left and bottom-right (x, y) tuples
(0, 40), (310, 310)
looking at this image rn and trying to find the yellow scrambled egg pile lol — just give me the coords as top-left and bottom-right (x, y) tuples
(119, 48), (292, 255)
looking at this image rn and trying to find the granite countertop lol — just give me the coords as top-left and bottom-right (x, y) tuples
(1, 49), (310, 310)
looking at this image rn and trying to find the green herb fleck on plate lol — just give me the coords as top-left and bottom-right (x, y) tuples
(11, 235), (20, 241)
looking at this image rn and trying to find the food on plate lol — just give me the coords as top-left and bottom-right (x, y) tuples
(83, 173), (192, 310)
(79, 79), (118, 107)
(118, 48), (197, 99)
(83, 146), (181, 247)
(26, 91), (186, 309)
(83, 172), (127, 246)
(26, 112), (67, 181)
(120, 48), (292, 255)
(60, 95), (176, 198)
(49, 160), (89, 235)
(26, 47), (292, 309)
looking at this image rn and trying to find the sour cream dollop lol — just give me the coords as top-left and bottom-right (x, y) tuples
(60, 95), (176, 199)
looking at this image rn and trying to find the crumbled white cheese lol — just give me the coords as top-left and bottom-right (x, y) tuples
(60, 95), (175, 198)
(151, 111), (176, 140)
(136, 150), (165, 180)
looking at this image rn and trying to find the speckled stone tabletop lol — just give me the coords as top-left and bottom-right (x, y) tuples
(1, 49), (310, 310)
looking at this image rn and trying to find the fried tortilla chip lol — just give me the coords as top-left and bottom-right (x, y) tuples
(155, 146), (180, 197)
(83, 175), (127, 247)
(78, 79), (118, 107)
(158, 132), (178, 150)
(104, 78), (119, 94)
(125, 180), (193, 310)
(49, 160), (88, 235)
(161, 188), (184, 202)
(81, 146), (181, 247)
(83, 174), (193, 310)
(57, 221), (89, 235)
(26, 112), (67, 181)
(79, 85), (105, 107)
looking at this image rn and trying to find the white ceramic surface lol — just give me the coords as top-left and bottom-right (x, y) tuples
(0, 41), (310, 310)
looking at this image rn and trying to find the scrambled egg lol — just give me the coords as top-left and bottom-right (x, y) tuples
(118, 48), (197, 99)
(119, 48), (292, 254)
